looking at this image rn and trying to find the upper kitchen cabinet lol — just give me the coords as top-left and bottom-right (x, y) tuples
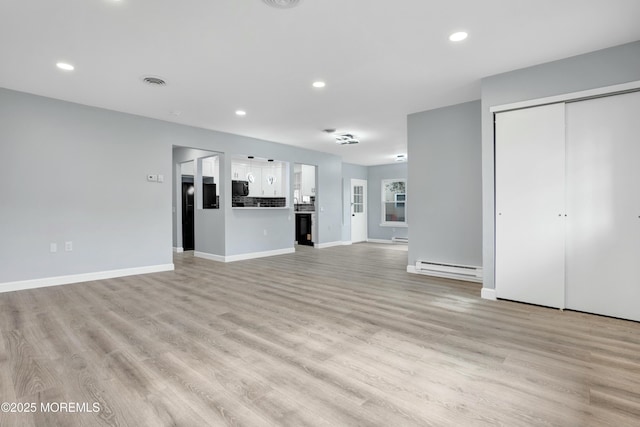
(301, 164), (316, 197)
(231, 162), (246, 180)
(263, 163), (284, 197)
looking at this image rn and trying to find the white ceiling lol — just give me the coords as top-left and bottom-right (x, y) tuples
(1, 0), (639, 165)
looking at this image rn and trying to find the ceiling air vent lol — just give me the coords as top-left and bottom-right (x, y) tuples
(142, 76), (166, 86)
(262, 0), (302, 9)
(335, 133), (359, 145)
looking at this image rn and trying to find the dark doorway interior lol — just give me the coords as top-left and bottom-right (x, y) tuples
(295, 213), (313, 246)
(182, 180), (195, 251)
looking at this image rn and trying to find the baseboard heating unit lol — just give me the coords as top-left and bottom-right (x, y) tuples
(392, 236), (408, 243)
(413, 260), (482, 283)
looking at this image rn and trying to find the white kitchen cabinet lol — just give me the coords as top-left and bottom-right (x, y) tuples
(246, 166), (262, 196)
(231, 163), (247, 180)
(274, 164), (285, 197)
(262, 165), (275, 196)
(301, 164), (316, 197)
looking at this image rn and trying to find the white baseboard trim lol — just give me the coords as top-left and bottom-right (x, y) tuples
(194, 251), (226, 262)
(481, 288), (497, 300)
(173, 247), (184, 253)
(0, 263), (175, 294)
(367, 238), (394, 244)
(407, 265), (483, 284)
(195, 247), (295, 263)
(315, 241), (344, 249)
(342, 241), (353, 245)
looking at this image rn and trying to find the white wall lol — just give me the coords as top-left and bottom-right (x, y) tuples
(481, 40), (640, 290)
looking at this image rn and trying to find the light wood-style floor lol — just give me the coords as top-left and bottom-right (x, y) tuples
(1, 244), (639, 426)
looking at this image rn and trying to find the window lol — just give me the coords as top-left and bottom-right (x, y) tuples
(381, 179), (406, 226)
(353, 185), (364, 213)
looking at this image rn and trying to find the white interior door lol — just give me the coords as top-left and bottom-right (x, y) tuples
(565, 91), (640, 321)
(495, 103), (566, 308)
(351, 179), (367, 243)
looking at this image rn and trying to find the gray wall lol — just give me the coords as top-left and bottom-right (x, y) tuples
(341, 163), (368, 242)
(0, 88), (172, 282)
(0, 87), (344, 284)
(481, 40), (640, 290)
(367, 163), (409, 241)
(407, 100), (482, 268)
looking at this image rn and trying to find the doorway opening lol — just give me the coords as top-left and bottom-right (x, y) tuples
(173, 146), (222, 255)
(293, 163), (317, 247)
(351, 178), (367, 243)
(180, 161), (195, 251)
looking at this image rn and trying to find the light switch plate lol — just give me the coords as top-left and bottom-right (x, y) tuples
(147, 174), (158, 182)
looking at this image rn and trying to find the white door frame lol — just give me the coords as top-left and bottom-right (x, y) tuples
(351, 179), (367, 243)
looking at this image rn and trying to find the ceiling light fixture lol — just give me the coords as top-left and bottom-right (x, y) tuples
(56, 62), (74, 71)
(142, 76), (166, 86)
(262, 0), (302, 9)
(335, 133), (359, 145)
(312, 81), (326, 88)
(449, 31), (468, 42)
(395, 154), (407, 162)
(235, 110), (247, 116)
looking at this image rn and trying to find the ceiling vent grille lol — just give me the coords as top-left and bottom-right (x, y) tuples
(262, 0), (302, 9)
(142, 76), (166, 86)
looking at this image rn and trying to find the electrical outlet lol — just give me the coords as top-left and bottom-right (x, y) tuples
(65, 241), (73, 252)
(50, 243), (57, 253)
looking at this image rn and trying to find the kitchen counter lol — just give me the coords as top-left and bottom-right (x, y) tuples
(232, 207), (290, 210)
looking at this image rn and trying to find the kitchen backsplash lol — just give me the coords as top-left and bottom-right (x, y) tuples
(232, 196), (286, 208)
(294, 204), (315, 212)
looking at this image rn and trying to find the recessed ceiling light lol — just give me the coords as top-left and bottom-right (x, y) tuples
(449, 31), (468, 42)
(56, 62), (74, 71)
(312, 81), (326, 88)
(263, 0), (302, 9)
(236, 110), (247, 116)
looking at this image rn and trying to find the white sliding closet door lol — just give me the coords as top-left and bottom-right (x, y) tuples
(565, 91), (640, 321)
(495, 103), (566, 308)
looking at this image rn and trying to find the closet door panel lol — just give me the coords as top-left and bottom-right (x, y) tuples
(565, 91), (640, 321)
(495, 103), (566, 308)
